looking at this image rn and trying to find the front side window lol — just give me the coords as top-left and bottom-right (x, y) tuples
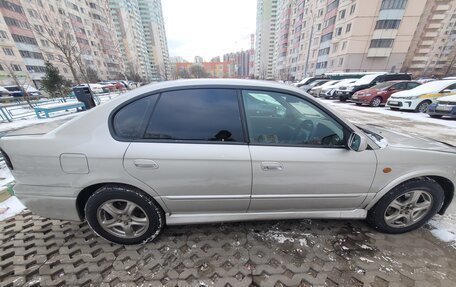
(242, 90), (345, 147)
(144, 89), (243, 142)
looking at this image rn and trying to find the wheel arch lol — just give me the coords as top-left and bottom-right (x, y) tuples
(366, 175), (454, 214)
(76, 182), (168, 220)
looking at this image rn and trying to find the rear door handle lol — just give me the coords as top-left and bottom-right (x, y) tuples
(133, 159), (159, 169)
(261, 161), (283, 171)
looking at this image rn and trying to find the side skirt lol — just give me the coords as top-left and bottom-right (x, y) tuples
(166, 209), (367, 225)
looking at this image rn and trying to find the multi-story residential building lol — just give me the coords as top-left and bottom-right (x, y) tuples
(402, 0), (456, 78)
(269, 0), (451, 81)
(255, 0), (278, 79)
(138, 0), (170, 81)
(0, 0), (124, 87)
(109, 0), (152, 81)
(223, 49), (255, 78)
(174, 62), (236, 78)
(194, 56), (203, 63)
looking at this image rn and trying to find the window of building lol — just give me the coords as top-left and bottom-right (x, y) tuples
(0, 64), (3, 71)
(11, 34), (37, 45)
(26, 65), (46, 73)
(317, 23), (321, 31)
(350, 4), (356, 14)
(338, 9), (346, 20)
(375, 19), (401, 29)
(333, 42), (339, 52)
(318, 47), (330, 56)
(28, 8), (38, 18)
(370, 39), (395, 48)
(324, 16), (336, 28)
(10, 64), (22, 71)
(380, 0), (407, 10)
(338, 57), (344, 66)
(4, 17), (31, 30)
(342, 41), (347, 50)
(336, 27), (342, 36)
(318, 8), (324, 17)
(346, 23), (352, 33)
(3, 47), (14, 56)
(0, 1), (24, 14)
(0, 30), (9, 39)
(144, 89), (244, 142)
(321, 32), (333, 43)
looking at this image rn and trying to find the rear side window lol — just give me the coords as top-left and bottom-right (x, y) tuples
(144, 89), (244, 142)
(112, 94), (158, 139)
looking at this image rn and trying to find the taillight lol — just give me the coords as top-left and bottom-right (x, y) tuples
(0, 149), (13, 170)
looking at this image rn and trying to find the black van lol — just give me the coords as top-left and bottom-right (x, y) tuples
(337, 73), (411, 101)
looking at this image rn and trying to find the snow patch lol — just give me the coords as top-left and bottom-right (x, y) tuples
(429, 214), (456, 248)
(0, 196), (25, 221)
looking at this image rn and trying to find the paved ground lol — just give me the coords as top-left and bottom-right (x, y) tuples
(1, 101), (456, 287)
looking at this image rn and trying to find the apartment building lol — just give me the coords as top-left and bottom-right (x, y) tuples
(174, 62), (236, 79)
(402, 0), (456, 78)
(0, 0), (123, 87)
(255, 0), (278, 79)
(138, 0), (170, 81)
(223, 49), (255, 78)
(269, 0), (449, 81)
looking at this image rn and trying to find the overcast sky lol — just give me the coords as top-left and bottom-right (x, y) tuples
(162, 0), (256, 62)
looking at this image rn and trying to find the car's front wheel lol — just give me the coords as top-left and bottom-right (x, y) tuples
(367, 178), (444, 234)
(85, 185), (164, 244)
(415, 100), (431, 113)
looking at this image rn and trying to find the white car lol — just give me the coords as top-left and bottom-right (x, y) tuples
(1, 79), (455, 245)
(322, 78), (358, 99)
(308, 80), (340, 97)
(386, 80), (456, 112)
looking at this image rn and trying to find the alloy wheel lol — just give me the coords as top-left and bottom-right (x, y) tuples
(97, 199), (150, 238)
(417, 101), (430, 113)
(371, 97), (381, 107)
(384, 190), (433, 228)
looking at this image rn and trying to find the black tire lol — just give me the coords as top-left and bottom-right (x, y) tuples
(85, 185), (164, 245)
(390, 107), (400, 111)
(355, 103), (362, 106)
(366, 178), (444, 234)
(415, 100), (431, 113)
(429, 115), (443, 119)
(339, 97), (347, 102)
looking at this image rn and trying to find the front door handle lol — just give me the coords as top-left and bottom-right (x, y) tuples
(261, 161), (283, 171)
(133, 159), (159, 169)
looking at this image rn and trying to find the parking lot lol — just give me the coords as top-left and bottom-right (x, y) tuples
(1, 101), (456, 287)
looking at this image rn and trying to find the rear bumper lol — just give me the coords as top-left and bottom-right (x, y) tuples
(14, 184), (81, 221)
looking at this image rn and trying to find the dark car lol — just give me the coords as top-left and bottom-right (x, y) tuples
(337, 73), (412, 102)
(427, 94), (456, 118)
(351, 81), (421, 107)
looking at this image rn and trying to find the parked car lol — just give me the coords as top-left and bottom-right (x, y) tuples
(416, 78), (436, 84)
(0, 86), (11, 97)
(299, 79), (330, 92)
(3, 85), (41, 97)
(98, 82), (116, 92)
(323, 79), (358, 99)
(336, 73), (411, 102)
(309, 80), (340, 97)
(427, 93), (456, 118)
(1, 79), (455, 245)
(351, 81), (421, 107)
(294, 76), (327, 87)
(386, 80), (456, 113)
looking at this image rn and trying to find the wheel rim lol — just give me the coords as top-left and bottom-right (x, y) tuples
(384, 190), (433, 228)
(97, 199), (149, 238)
(418, 102), (429, 113)
(372, 98), (381, 107)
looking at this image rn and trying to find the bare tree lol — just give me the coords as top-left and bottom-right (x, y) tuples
(4, 64), (34, 109)
(155, 63), (169, 81)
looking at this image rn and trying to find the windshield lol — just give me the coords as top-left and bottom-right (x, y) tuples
(354, 74), (383, 86)
(372, 82), (394, 90)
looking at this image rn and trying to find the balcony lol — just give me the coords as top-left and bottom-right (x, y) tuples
(367, 48), (392, 58)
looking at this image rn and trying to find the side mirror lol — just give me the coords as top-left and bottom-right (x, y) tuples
(441, 89), (451, 93)
(347, 132), (368, 152)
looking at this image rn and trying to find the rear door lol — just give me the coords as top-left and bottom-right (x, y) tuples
(119, 89), (252, 214)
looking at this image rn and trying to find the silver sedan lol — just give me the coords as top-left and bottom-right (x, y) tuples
(1, 79), (455, 244)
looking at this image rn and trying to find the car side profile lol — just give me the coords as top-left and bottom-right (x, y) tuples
(1, 79), (455, 245)
(351, 81), (421, 107)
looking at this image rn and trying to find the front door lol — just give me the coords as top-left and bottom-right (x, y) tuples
(120, 88), (251, 214)
(241, 90), (377, 212)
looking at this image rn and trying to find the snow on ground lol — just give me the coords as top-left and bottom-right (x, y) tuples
(321, 99), (456, 129)
(429, 214), (456, 248)
(0, 196), (25, 221)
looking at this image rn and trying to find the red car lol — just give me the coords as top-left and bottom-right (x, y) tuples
(351, 81), (421, 107)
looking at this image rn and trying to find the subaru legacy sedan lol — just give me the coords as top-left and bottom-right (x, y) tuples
(1, 79), (455, 245)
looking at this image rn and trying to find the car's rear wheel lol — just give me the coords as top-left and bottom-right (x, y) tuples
(429, 115), (442, 119)
(355, 103), (362, 106)
(367, 178), (444, 234)
(415, 100), (431, 113)
(370, 97), (382, 107)
(339, 97), (347, 102)
(85, 185), (164, 244)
